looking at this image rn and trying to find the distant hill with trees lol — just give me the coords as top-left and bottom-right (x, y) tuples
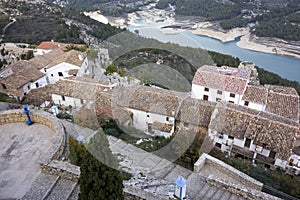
(0, 1), (124, 44)
(156, 0), (300, 41)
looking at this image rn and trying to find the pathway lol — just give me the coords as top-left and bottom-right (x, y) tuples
(62, 121), (247, 200)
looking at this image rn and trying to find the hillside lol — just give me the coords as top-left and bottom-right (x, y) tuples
(0, 1), (124, 45)
(156, 0), (300, 41)
(47, 0), (155, 16)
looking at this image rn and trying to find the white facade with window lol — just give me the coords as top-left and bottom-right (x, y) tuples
(127, 108), (175, 136)
(52, 94), (86, 108)
(209, 129), (286, 168)
(239, 99), (265, 111)
(41, 62), (81, 84)
(191, 84), (242, 104)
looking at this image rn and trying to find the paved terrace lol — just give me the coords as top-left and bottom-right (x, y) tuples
(0, 123), (56, 199)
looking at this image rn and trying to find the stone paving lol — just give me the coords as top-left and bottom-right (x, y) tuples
(0, 123), (56, 199)
(44, 178), (77, 200)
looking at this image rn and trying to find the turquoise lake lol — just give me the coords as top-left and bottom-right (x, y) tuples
(127, 22), (300, 82)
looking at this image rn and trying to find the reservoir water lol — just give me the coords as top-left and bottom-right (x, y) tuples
(127, 22), (300, 82)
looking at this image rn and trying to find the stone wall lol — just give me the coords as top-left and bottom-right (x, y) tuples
(40, 160), (80, 182)
(206, 176), (281, 200)
(194, 153), (263, 191)
(0, 109), (65, 163)
(123, 185), (169, 200)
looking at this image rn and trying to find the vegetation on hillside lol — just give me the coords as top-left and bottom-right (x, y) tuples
(156, 0), (300, 41)
(107, 33), (300, 94)
(0, 93), (17, 103)
(0, 15), (11, 35)
(69, 132), (124, 200)
(47, 0), (155, 17)
(1, 1), (124, 45)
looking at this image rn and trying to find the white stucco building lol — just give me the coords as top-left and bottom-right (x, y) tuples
(116, 85), (187, 137)
(49, 79), (115, 109)
(208, 102), (298, 169)
(191, 65), (251, 104)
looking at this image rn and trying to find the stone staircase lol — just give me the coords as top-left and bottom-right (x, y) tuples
(21, 173), (78, 200)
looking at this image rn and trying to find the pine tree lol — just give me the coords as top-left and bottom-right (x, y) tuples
(79, 129), (124, 200)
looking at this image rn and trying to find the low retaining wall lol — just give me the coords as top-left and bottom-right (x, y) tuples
(40, 160), (80, 182)
(123, 185), (169, 200)
(194, 153), (263, 191)
(0, 109), (65, 163)
(207, 176), (281, 200)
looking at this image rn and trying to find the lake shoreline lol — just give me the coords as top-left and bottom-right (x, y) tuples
(84, 9), (300, 60)
(193, 26), (300, 59)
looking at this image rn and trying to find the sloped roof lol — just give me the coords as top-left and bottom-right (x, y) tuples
(176, 97), (216, 127)
(265, 85), (299, 122)
(0, 61), (44, 89)
(209, 102), (298, 160)
(46, 50), (86, 69)
(242, 85), (268, 105)
(27, 49), (65, 70)
(116, 85), (187, 116)
(48, 79), (110, 101)
(37, 41), (68, 50)
(192, 65), (251, 94)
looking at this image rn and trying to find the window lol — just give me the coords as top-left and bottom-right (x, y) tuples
(217, 90), (222, 95)
(216, 98), (221, 102)
(215, 143), (222, 149)
(269, 151), (276, 159)
(204, 87), (209, 92)
(58, 72), (63, 77)
(35, 82), (39, 88)
(166, 117), (169, 121)
(1, 83), (6, 89)
(244, 101), (249, 106)
(62, 95), (65, 101)
(203, 95), (209, 101)
(184, 122), (189, 127)
(244, 138), (251, 148)
(218, 133), (224, 139)
(229, 101), (234, 103)
(230, 93), (235, 98)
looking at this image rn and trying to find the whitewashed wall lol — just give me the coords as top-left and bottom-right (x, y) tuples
(128, 108), (174, 133)
(239, 99), (265, 111)
(42, 62), (81, 84)
(52, 94), (86, 108)
(191, 84), (241, 104)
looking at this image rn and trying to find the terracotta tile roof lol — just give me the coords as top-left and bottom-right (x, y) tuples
(116, 85), (187, 116)
(48, 79), (110, 101)
(192, 65), (251, 94)
(242, 85), (268, 105)
(27, 49), (72, 70)
(46, 50), (86, 69)
(0, 61), (44, 89)
(37, 41), (68, 50)
(265, 85), (299, 122)
(209, 102), (298, 160)
(176, 97), (216, 127)
(266, 85), (299, 96)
